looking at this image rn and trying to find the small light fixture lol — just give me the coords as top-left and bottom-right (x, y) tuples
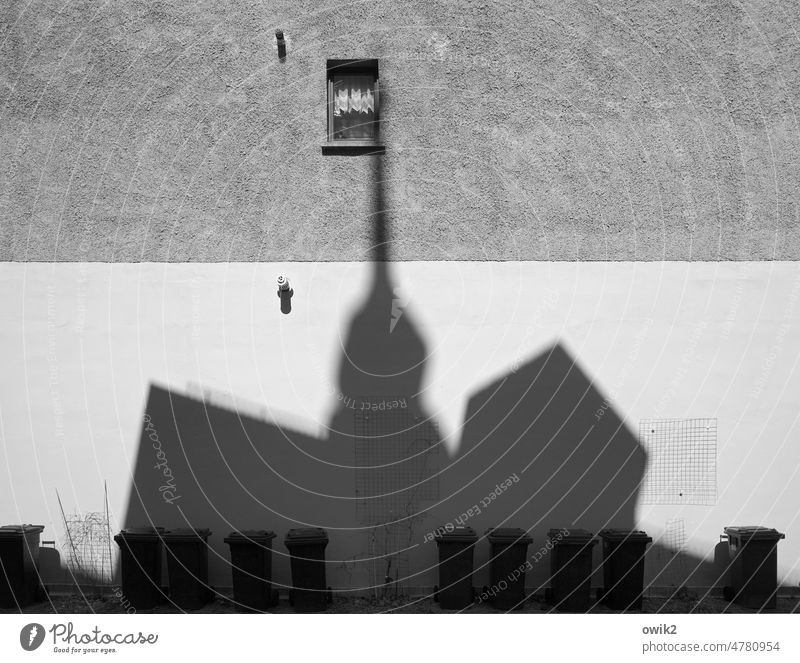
(275, 29), (287, 60)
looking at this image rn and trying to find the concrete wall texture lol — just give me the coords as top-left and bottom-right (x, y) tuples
(2, 0), (800, 261)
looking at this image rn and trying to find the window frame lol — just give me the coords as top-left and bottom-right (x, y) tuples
(325, 59), (382, 149)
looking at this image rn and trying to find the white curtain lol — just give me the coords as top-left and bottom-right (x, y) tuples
(332, 74), (376, 140)
(333, 76), (375, 116)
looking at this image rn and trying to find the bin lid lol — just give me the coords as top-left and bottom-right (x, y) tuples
(224, 530), (277, 544)
(547, 528), (597, 545)
(724, 526), (785, 541)
(434, 526), (477, 543)
(113, 527), (165, 541)
(0, 525), (45, 537)
(599, 528), (652, 544)
(163, 528), (212, 542)
(284, 528), (329, 546)
(486, 527), (532, 545)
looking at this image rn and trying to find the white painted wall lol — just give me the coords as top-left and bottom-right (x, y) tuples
(1, 261), (799, 587)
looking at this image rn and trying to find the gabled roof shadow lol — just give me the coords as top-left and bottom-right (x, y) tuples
(451, 341), (645, 532)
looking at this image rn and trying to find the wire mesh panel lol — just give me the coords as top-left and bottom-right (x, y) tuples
(354, 399), (440, 591)
(62, 512), (114, 584)
(354, 401), (440, 524)
(364, 520), (423, 598)
(639, 418), (717, 505)
(654, 518), (688, 587)
(662, 518), (686, 554)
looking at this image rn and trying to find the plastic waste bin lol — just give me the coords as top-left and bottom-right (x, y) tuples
(598, 529), (652, 611)
(113, 527), (166, 609)
(485, 528), (532, 610)
(434, 526), (478, 609)
(224, 530), (277, 612)
(164, 528), (213, 610)
(547, 528), (597, 612)
(0, 525), (45, 608)
(723, 526), (785, 610)
(284, 528), (329, 613)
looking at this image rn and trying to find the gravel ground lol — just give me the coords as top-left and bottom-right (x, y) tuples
(3, 592), (798, 615)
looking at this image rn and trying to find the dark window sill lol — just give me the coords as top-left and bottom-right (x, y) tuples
(321, 141), (385, 155)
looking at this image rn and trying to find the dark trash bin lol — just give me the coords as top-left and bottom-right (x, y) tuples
(0, 525), (45, 608)
(598, 529), (652, 611)
(224, 530), (277, 612)
(485, 527), (532, 610)
(546, 528), (597, 612)
(723, 526), (785, 610)
(284, 528), (329, 613)
(164, 528), (213, 610)
(113, 527), (166, 610)
(434, 526), (478, 610)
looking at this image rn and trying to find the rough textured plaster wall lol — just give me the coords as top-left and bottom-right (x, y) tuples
(1, 0), (800, 261)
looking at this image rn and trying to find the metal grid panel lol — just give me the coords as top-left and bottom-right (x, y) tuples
(62, 512), (114, 584)
(639, 418), (717, 505)
(365, 522), (420, 597)
(354, 400), (439, 524)
(354, 400), (439, 591)
(655, 518), (688, 586)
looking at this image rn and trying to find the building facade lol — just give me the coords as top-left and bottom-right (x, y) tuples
(1, 0), (799, 596)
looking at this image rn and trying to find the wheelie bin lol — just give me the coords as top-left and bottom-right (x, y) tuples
(164, 528), (213, 610)
(284, 528), (329, 613)
(546, 528), (597, 612)
(434, 526), (478, 609)
(113, 527), (166, 609)
(598, 529), (652, 611)
(722, 526), (785, 610)
(486, 527), (532, 610)
(0, 525), (45, 608)
(224, 530), (277, 612)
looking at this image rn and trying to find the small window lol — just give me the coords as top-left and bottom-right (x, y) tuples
(327, 59), (380, 145)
